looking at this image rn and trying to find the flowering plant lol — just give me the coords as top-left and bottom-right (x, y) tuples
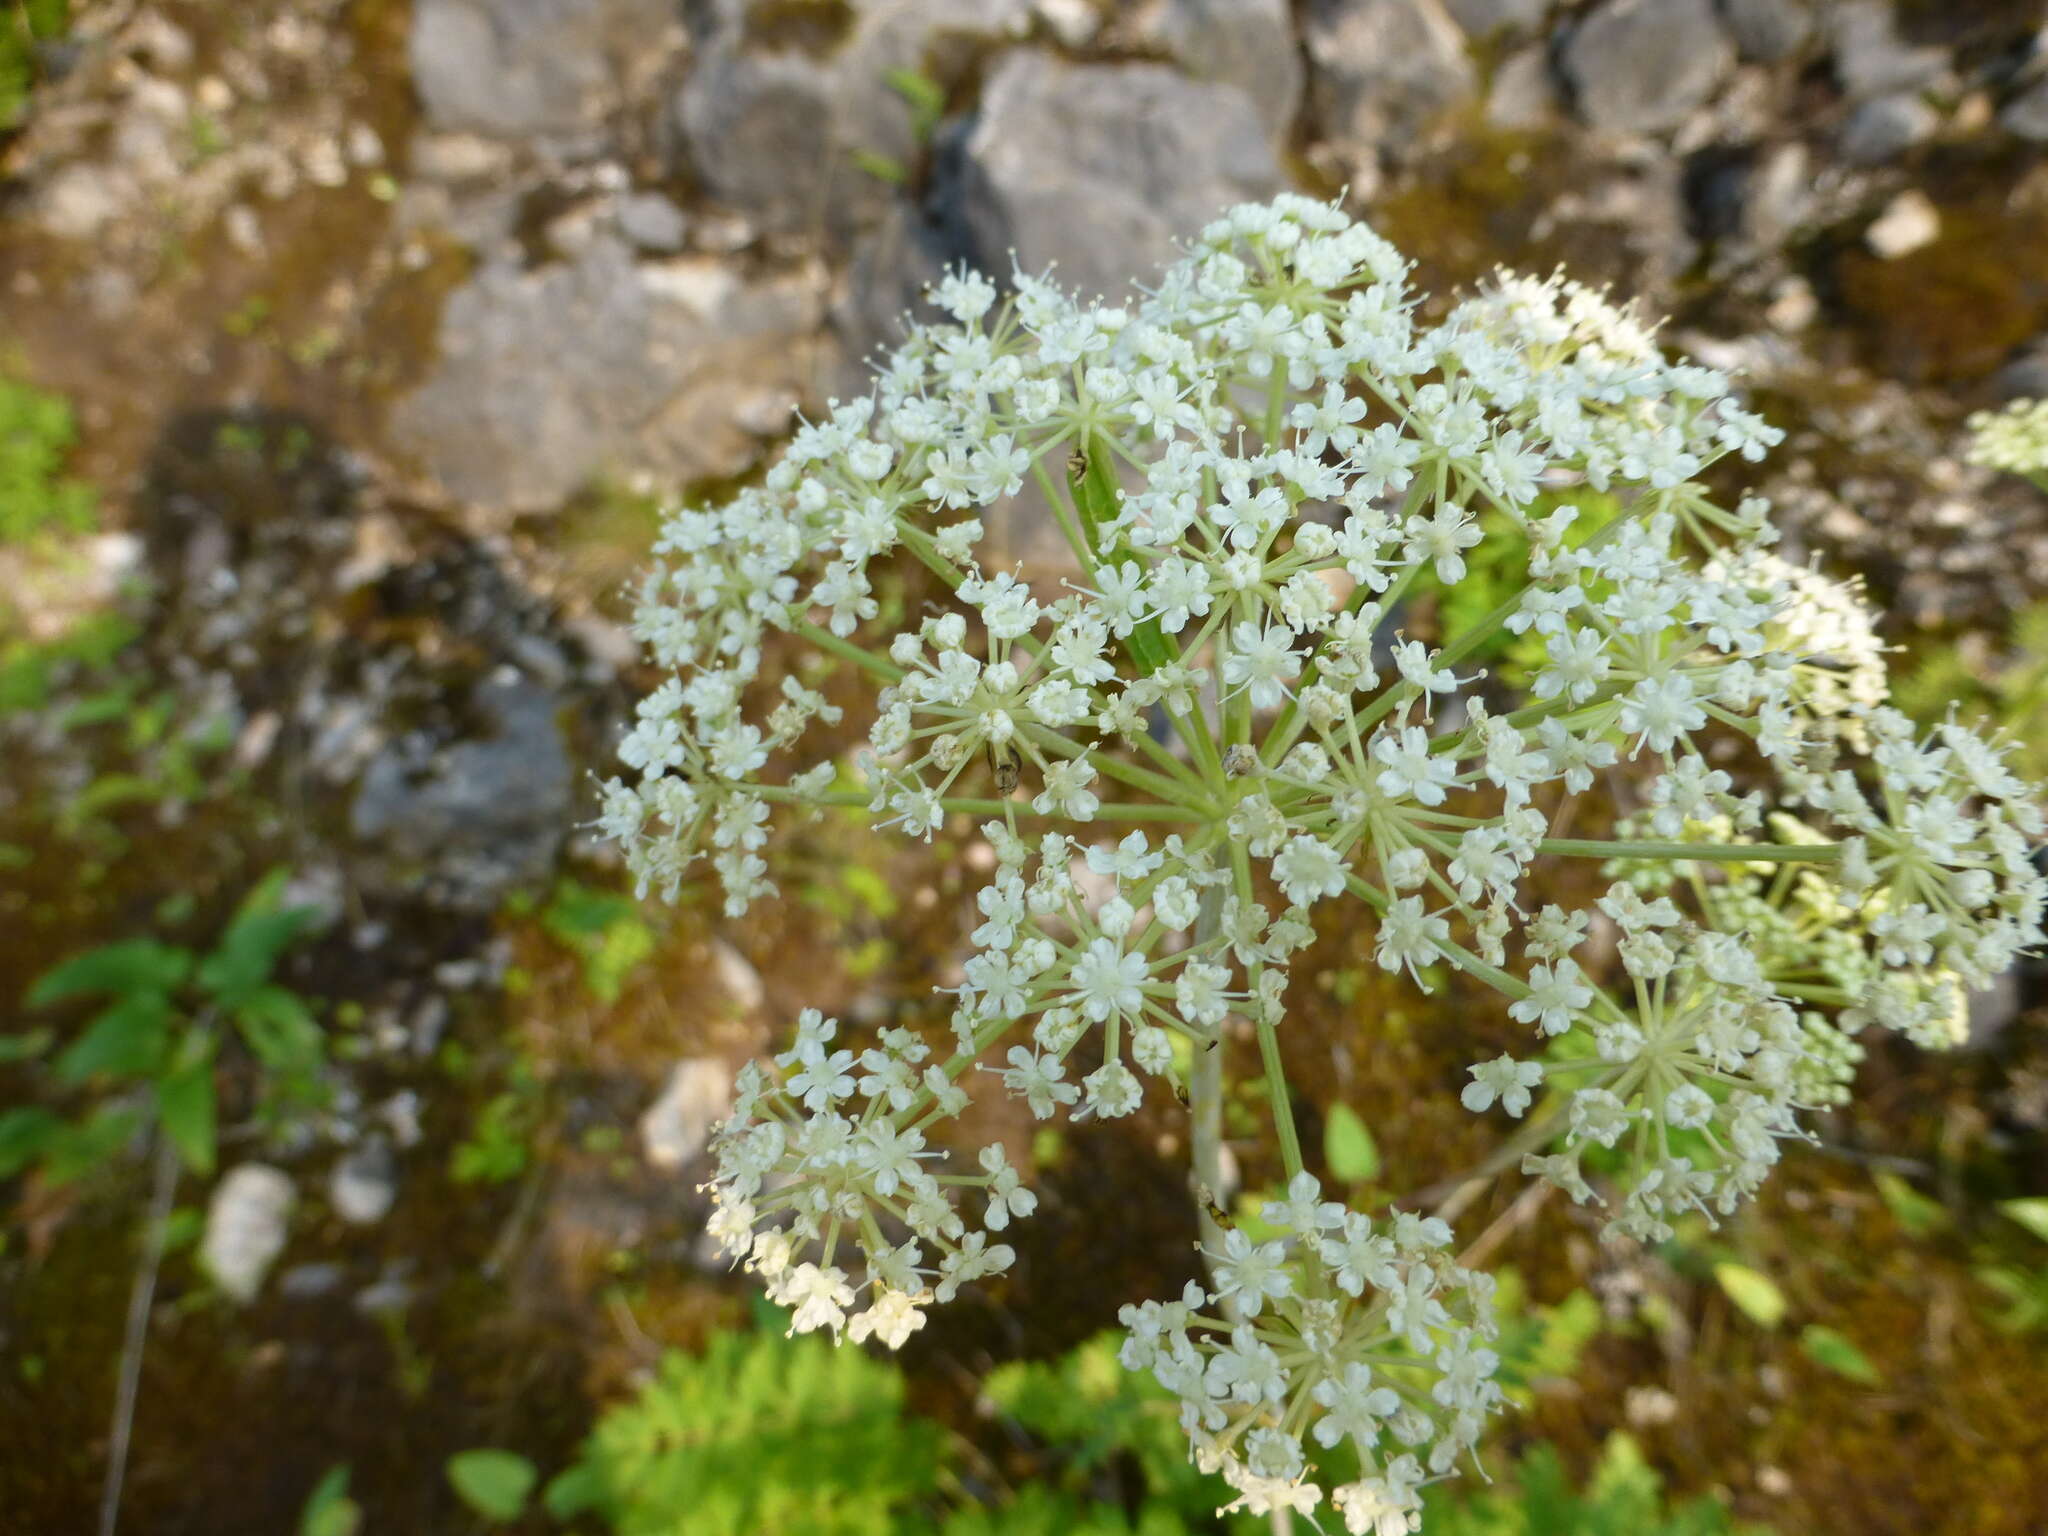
(600, 195), (2045, 1531)
(1968, 396), (2048, 492)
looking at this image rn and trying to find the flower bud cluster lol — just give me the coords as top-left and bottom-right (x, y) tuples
(1967, 396), (2048, 481)
(1119, 1174), (1500, 1534)
(703, 1009), (1026, 1350)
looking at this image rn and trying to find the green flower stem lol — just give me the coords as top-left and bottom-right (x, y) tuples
(791, 619), (905, 682)
(1343, 872), (1531, 1000)
(1234, 843), (1306, 1181)
(1022, 725), (1211, 808)
(1028, 454), (1100, 575)
(1257, 1011), (1304, 1181)
(1766, 980), (1855, 1003)
(746, 783), (1201, 822)
(1189, 883), (1230, 1266)
(1536, 838), (1844, 864)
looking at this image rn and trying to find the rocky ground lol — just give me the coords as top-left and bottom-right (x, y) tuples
(4, 1), (2048, 1532)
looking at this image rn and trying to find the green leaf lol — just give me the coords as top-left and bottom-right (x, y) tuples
(157, 1047), (218, 1175)
(1799, 1324), (1882, 1385)
(40, 1105), (142, 1185)
(234, 986), (324, 1074)
(1712, 1262), (1787, 1329)
(852, 149), (907, 184)
(1873, 1170), (1949, 1237)
(1069, 434), (1172, 675)
(884, 65), (945, 141)
(0, 1106), (64, 1178)
(0, 1028), (53, 1062)
(28, 940), (192, 1007)
(446, 1449), (537, 1522)
(52, 992), (174, 1083)
(1999, 1198), (2048, 1246)
(541, 1464), (601, 1521)
(199, 877), (316, 1007)
(1323, 1102), (1380, 1183)
(299, 1464), (361, 1536)
(24, 0), (71, 43)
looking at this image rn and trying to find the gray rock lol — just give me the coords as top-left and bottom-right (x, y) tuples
(202, 1164), (295, 1304)
(410, 0), (673, 138)
(1838, 91), (1937, 164)
(349, 673), (574, 909)
(329, 1138), (398, 1225)
(1139, 0), (1305, 138)
(1718, 0), (1811, 63)
(1993, 336), (2048, 402)
(1828, 0), (1946, 102)
(957, 54), (1283, 301)
(833, 199), (956, 384)
(640, 1059), (736, 1170)
(1304, 0), (1476, 156)
(388, 235), (827, 512)
(673, 0), (1032, 242)
(1562, 0), (1734, 136)
(1444, 0), (1548, 39)
(616, 189), (689, 251)
(1487, 43), (1560, 128)
(1966, 972), (2022, 1048)
(2003, 77), (2048, 142)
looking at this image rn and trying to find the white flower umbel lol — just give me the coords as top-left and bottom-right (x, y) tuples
(615, 194), (2048, 1522)
(1967, 396), (2048, 489)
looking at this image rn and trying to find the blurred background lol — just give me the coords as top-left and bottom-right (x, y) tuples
(3, 0), (2048, 1532)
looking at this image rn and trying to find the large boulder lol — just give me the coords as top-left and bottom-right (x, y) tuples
(672, 0), (1032, 242)
(387, 236), (828, 513)
(1826, 1), (1948, 102)
(1133, 0), (1305, 139)
(955, 53), (1284, 301)
(1561, 0), (1734, 136)
(410, 0), (677, 139)
(1303, 0), (1476, 159)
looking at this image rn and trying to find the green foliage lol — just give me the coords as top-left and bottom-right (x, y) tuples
(1872, 1170), (1950, 1238)
(1892, 602), (2048, 785)
(448, 1449), (539, 1521)
(7, 872), (324, 1188)
(298, 1465), (362, 1536)
(1975, 1198), (2048, 1333)
(982, 1332), (1232, 1525)
(1797, 1325), (1881, 1385)
(450, 1079), (541, 1186)
(539, 878), (656, 1004)
(1489, 1271), (1603, 1399)
(1712, 1263), (1788, 1330)
(544, 1317), (944, 1536)
(884, 67), (945, 143)
(1419, 1435), (1764, 1536)
(0, 365), (94, 541)
(1417, 488), (1622, 675)
(1322, 1102), (1380, 1184)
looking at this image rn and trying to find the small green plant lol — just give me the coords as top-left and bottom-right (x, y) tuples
(1975, 1198), (2048, 1334)
(0, 0), (68, 132)
(0, 870), (325, 1189)
(1418, 1435), (1764, 1536)
(0, 365), (94, 543)
(434, 1314), (1761, 1536)
(450, 1066), (545, 1186)
(298, 1465), (363, 1536)
(542, 1307), (944, 1535)
(1893, 602), (2048, 787)
(538, 878), (657, 1004)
